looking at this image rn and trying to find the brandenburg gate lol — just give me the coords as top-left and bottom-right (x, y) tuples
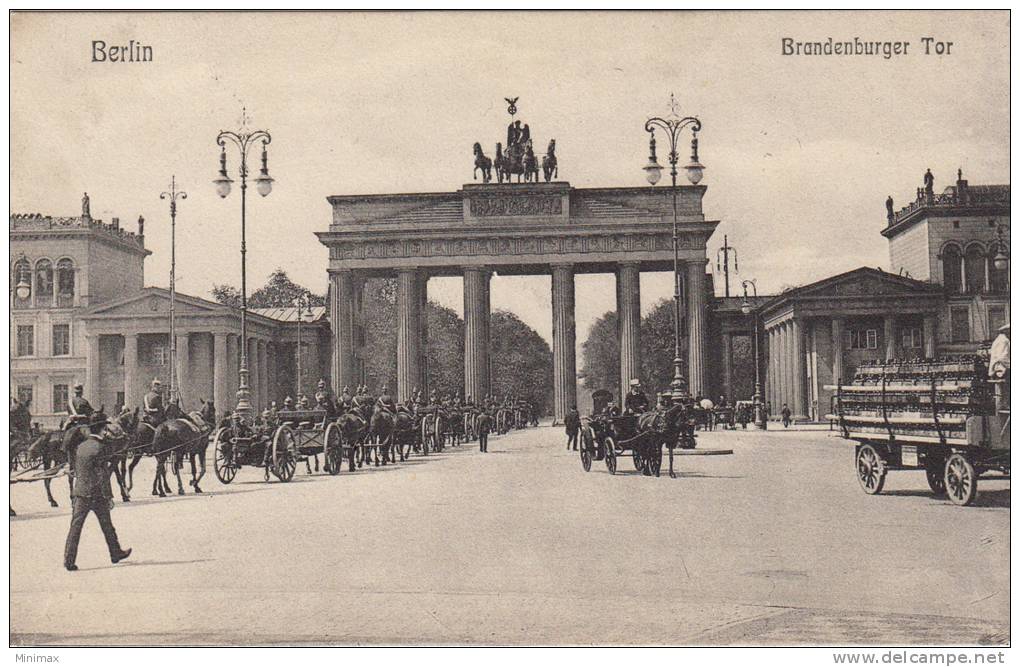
(317, 180), (719, 423)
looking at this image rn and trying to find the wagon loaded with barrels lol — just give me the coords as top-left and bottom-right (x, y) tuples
(828, 356), (1009, 506)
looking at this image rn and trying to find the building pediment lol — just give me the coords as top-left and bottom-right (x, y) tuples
(794, 268), (940, 300)
(81, 287), (229, 319)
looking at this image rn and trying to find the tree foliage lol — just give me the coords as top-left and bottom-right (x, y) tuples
(490, 309), (554, 413)
(211, 269), (326, 309)
(580, 311), (619, 395)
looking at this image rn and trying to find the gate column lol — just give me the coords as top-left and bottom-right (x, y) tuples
(551, 263), (576, 425)
(686, 259), (708, 397)
(396, 268), (423, 403)
(616, 261), (641, 401)
(330, 269), (357, 394)
(463, 267), (491, 404)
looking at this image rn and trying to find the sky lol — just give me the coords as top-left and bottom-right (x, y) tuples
(9, 11), (1010, 350)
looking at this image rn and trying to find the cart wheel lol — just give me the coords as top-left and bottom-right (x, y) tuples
(856, 444), (886, 495)
(925, 460), (946, 496)
(324, 423), (342, 476)
(272, 425), (298, 482)
(580, 447), (592, 472)
(945, 453), (978, 506)
(213, 427), (237, 484)
(632, 449), (644, 473)
(604, 436), (617, 474)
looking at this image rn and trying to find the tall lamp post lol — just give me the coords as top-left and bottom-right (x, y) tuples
(294, 291), (312, 401)
(740, 279), (766, 430)
(643, 95), (704, 401)
(10, 253), (31, 403)
(160, 176), (187, 405)
(214, 111), (273, 422)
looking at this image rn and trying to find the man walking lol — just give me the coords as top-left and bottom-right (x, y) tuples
(64, 413), (131, 571)
(781, 403), (792, 428)
(564, 405), (581, 451)
(476, 409), (492, 453)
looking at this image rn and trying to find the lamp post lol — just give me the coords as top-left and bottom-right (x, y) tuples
(740, 279), (766, 430)
(643, 94), (704, 402)
(10, 253), (30, 403)
(160, 176), (187, 405)
(993, 223), (1009, 272)
(294, 291), (311, 400)
(214, 110), (273, 423)
(716, 235), (738, 298)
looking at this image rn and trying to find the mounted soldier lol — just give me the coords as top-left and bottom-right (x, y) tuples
(339, 385), (353, 411)
(375, 385), (397, 415)
(142, 378), (166, 427)
(66, 382), (94, 428)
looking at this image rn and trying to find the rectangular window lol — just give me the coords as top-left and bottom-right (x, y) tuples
(52, 323), (70, 356)
(847, 328), (878, 350)
(987, 305), (1007, 340)
(901, 327), (923, 349)
(152, 344), (169, 366)
(950, 307), (971, 343)
(15, 325), (34, 357)
(17, 385), (33, 407)
(52, 384), (69, 414)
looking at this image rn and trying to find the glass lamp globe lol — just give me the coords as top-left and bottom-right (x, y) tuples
(15, 279), (30, 300)
(685, 160), (705, 185)
(993, 250), (1008, 271)
(741, 301), (752, 315)
(644, 160), (663, 185)
(214, 174), (233, 199)
(255, 174), (274, 197)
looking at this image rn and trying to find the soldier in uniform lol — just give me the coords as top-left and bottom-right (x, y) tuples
(63, 411), (131, 571)
(66, 382), (94, 427)
(476, 409), (492, 453)
(624, 379), (649, 415)
(142, 379), (165, 427)
(339, 385), (353, 411)
(376, 385), (396, 414)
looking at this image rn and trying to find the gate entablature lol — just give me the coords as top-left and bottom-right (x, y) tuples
(319, 182), (717, 276)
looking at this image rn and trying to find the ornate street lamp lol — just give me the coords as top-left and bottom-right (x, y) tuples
(160, 176), (187, 405)
(13, 253), (31, 301)
(214, 109), (273, 422)
(740, 279), (766, 430)
(644, 94), (703, 401)
(993, 223), (1009, 272)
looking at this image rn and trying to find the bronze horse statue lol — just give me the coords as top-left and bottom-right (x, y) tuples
(473, 142), (493, 183)
(542, 139), (558, 182)
(523, 143), (539, 183)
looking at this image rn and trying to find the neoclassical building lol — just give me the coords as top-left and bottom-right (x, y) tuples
(10, 207), (330, 428)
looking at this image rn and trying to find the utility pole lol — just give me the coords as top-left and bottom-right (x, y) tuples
(716, 234), (738, 298)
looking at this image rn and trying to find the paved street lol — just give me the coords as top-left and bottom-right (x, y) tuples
(10, 425), (1009, 646)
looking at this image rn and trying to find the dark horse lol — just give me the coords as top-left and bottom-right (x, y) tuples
(473, 142), (493, 183)
(542, 139), (558, 183)
(334, 410), (366, 472)
(368, 408), (395, 466)
(636, 402), (697, 478)
(119, 409), (175, 498)
(157, 402), (213, 495)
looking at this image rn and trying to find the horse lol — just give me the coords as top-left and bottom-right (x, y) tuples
(392, 410), (417, 461)
(542, 139), (558, 182)
(368, 407), (394, 466)
(334, 410), (366, 472)
(523, 143), (540, 183)
(635, 402), (697, 478)
(157, 402), (213, 495)
(120, 409), (175, 498)
(473, 142), (493, 183)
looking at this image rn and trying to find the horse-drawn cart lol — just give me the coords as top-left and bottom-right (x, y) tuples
(276, 408), (346, 475)
(827, 356), (1009, 506)
(213, 419), (299, 484)
(579, 413), (663, 476)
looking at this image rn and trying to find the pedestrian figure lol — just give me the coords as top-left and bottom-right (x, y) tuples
(564, 405), (581, 451)
(64, 412), (131, 571)
(781, 403), (792, 428)
(476, 410), (492, 453)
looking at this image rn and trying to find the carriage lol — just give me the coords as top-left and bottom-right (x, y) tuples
(274, 408), (347, 475)
(579, 412), (663, 475)
(827, 355), (1010, 506)
(419, 408), (445, 454)
(213, 417), (300, 483)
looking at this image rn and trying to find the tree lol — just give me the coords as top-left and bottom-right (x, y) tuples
(490, 310), (553, 414)
(580, 311), (619, 395)
(210, 269), (325, 309)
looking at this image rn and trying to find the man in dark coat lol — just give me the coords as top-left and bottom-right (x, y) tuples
(564, 405), (581, 451)
(142, 379), (165, 427)
(476, 410), (492, 453)
(64, 413), (131, 571)
(624, 380), (649, 414)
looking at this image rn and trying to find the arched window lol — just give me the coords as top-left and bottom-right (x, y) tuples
(964, 244), (986, 294)
(941, 244), (963, 293)
(12, 258), (31, 308)
(34, 259), (53, 307)
(989, 242), (1009, 293)
(56, 258), (75, 307)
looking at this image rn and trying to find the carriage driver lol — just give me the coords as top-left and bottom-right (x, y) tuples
(625, 379), (649, 415)
(142, 379), (165, 427)
(66, 382), (95, 428)
(376, 385), (397, 414)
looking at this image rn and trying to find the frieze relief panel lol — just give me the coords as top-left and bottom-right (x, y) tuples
(469, 195), (563, 217)
(331, 232), (705, 261)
